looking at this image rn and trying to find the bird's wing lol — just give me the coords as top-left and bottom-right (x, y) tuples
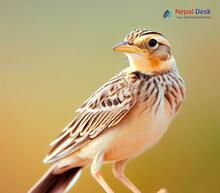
(44, 70), (138, 163)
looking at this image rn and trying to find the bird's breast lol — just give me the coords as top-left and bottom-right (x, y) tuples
(104, 97), (173, 162)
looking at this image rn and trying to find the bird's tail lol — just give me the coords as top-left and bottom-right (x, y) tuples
(28, 166), (82, 193)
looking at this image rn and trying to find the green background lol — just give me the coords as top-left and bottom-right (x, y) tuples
(0, 1), (219, 193)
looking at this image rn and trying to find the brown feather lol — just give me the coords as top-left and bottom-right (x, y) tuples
(28, 166), (82, 193)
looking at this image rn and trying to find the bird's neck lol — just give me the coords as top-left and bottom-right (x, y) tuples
(126, 53), (175, 75)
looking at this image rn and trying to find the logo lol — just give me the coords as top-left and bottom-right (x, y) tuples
(162, 8), (211, 19)
(162, 10), (172, 19)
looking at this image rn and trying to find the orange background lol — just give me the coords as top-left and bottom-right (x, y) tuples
(0, 1), (219, 193)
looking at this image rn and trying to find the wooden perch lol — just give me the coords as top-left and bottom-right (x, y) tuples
(157, 188), (168, 193)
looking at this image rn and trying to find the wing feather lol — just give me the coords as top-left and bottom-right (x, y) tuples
(44, 71), (137, 163)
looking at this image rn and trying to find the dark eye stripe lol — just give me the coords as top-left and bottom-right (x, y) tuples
(141, 31), (163, 37)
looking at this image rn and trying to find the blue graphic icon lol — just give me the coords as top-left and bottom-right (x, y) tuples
(163, 10), (172, 18)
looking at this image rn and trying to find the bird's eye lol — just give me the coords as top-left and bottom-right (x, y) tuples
(148, 39), (158, 48)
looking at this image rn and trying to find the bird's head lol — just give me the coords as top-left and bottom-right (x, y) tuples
(113, 28), (175, 74)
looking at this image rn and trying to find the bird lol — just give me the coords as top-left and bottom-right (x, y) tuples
(28, 28), (185, 193)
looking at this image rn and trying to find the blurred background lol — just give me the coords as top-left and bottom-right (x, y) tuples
(0, 1), (219, 193)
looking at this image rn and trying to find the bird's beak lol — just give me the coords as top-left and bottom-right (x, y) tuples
(112, 41), (142, 53)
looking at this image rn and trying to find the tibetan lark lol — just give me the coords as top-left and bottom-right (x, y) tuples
(29, 28), (185, 193)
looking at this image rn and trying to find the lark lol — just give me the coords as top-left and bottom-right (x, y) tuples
(29, 28), (185, 193)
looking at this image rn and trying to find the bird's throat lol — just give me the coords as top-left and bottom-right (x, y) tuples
(126, 53), (173, 74)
